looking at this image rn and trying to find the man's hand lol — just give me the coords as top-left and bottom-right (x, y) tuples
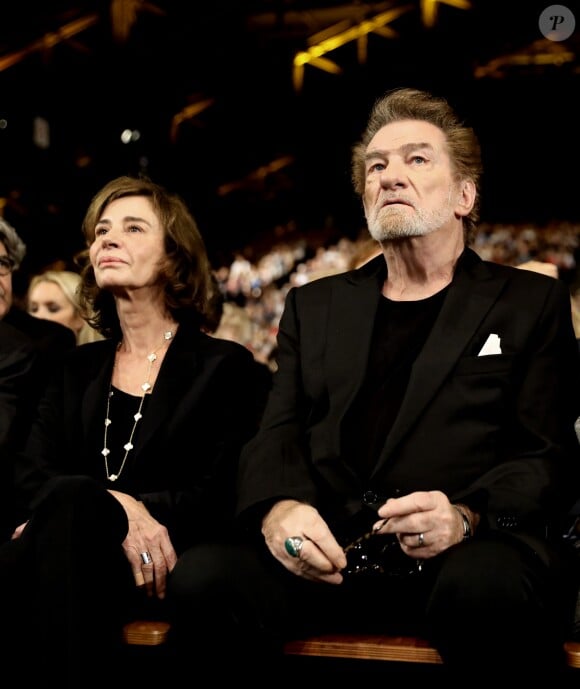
(262, 499), (347, 584)
(373, 490), (476, 559)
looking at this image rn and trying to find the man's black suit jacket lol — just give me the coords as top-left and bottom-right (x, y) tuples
(0, 322), (37, 538)
(0, 322), (36, 450)
(237, 248), (580, 562)
(2, 308), (76, 409)
(0, 310), (75, 535)
(3, 307), (75, 350)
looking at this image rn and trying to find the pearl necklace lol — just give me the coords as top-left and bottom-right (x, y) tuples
(102, 330), (174, 482)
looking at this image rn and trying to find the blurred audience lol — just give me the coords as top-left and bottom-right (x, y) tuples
(209, 290), (274, 393)
(211, 220), (579, 368)
(516, 260), (559, 280)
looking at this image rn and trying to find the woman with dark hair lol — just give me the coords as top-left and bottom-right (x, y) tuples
(1, 175), (265, 688)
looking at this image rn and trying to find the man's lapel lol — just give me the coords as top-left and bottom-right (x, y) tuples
(325, 255), (384, 414)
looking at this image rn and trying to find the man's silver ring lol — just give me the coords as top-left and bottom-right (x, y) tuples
(417, 533), (424, 548)
(284, 536), (304, 558)
(140, 551), (153, 565)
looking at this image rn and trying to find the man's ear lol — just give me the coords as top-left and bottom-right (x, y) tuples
(455, 179), (476, 218)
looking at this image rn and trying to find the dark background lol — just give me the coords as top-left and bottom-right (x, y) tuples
(0, 0), (578, 283)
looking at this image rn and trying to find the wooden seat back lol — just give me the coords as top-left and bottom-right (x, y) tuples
(122, 620), (580, 669)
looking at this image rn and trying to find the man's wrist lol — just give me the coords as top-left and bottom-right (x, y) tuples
(453, 504), (473, 540)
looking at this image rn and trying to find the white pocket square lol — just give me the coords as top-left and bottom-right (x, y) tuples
(478, 333), (502, 356)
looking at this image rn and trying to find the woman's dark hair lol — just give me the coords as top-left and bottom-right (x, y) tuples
(76, 175), (217, 339)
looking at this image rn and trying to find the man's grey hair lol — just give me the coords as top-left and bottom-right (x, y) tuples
(0, 217), (27, 270)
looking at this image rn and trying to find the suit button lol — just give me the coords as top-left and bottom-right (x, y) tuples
(363, 491), (379, 507)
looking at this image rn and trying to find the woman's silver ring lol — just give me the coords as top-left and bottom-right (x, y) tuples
(417, 533), (424, 548)
(284, 537), (304, 558)
(140, 551), (153, 565)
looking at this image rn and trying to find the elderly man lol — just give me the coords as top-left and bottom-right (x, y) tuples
(166, 88), (580, 682)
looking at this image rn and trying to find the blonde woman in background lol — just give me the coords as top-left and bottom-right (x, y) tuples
(572, 289), (580, 345)
(27, 270), (104, 344)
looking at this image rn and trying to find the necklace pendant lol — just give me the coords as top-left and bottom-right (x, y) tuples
(109, 474), (118, 481)
(142, 382), (152, 392)
(164, 331), (173, 340)
(147, 352), (157, 363)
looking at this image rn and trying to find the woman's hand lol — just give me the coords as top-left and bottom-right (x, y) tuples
(109, 490), (178, 598)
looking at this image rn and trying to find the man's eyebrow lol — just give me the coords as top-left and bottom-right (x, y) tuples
(365, 141), (434, 161)
(400, 141), (433, 155)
